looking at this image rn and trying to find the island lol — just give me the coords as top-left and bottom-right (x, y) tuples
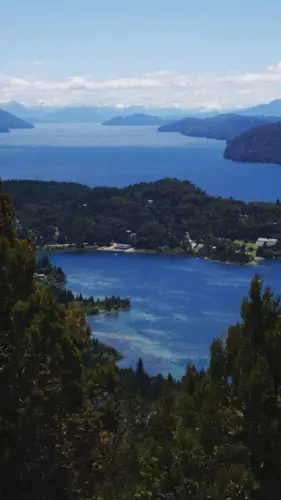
(103, 113), (168, 126)
(0, 107), (34, 132)
(6, 178), (281, 265)
(224, 121), (281, 165)
(158, 113), (277, 141)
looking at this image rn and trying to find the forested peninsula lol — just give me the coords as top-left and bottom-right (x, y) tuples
(36, 255), (131, 316)
(224, 121), (281, 165)
(6, 178), (281, 264)
(158, 113), (276, 140)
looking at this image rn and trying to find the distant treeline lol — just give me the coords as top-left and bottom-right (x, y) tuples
(6, 178), (281, 263)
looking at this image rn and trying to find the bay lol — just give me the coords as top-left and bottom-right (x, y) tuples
(2, 123), (281, 376)
(48, 251), (281, 378)
(0, 123), (281, 201)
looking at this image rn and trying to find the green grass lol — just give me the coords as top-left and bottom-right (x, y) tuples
(234, 240), (258, 259)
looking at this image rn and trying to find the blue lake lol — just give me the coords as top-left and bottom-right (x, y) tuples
(2, 123), (281, 376)
(48, 251), (281, 378)
(0, 123), (281, 202)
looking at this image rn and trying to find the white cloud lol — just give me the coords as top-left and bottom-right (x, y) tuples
(3, 62), (281, 109)
(31, 60), (45, 66)
(14, 59), (45, 68)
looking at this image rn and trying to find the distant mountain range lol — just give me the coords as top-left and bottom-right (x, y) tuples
(241, 99), (281, 117)
(158, 113), (280, 141)
(35, 106), (105, 124)
(0, 101), (218, 124)
(103, 113), (170, 126)
(224, 121), (281, 165)
(0, 108), (34, 133)
(2, 97), (281, 134)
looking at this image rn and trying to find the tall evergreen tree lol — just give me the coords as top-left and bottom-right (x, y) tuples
(0, 183), (118, 500)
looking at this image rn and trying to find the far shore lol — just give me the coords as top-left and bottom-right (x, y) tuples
(37, 243), (271, 266)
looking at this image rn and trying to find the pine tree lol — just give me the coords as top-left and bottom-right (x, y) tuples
(0, 183), (118, 500)
(210, 275), (281, 500)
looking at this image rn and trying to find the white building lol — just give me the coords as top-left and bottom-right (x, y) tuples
(256, 237), (278, 247)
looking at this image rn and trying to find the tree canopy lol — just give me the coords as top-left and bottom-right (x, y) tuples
(2, 182), (281, 499)
(6, 178), (281, 263)
(224, 121), (281, 165)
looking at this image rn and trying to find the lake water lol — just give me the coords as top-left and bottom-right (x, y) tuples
(0, 123), (281, 201)
(2, 123), (281, 376)
(47, 251), (281, 378)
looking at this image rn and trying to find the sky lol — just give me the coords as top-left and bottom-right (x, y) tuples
(1, 0), (281, 109)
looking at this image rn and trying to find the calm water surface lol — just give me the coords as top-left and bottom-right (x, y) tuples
(48, 251), (281, 378)
(1, 123), (281, 201)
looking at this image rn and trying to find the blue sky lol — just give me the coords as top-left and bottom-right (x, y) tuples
(2, 0), (281, 108)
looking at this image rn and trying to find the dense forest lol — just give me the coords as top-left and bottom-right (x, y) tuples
(158, 113), (277, 140)
(6, 178), (281, 263)
(224, 121), (281, 165)
(3, 180), (281, 499)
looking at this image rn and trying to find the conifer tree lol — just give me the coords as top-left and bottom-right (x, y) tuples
(0, 183), (118, 500)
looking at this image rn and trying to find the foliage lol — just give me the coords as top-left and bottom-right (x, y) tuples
(55, 288), (131, 315)
(2, 183), (281, 499)
(6, 178), (281, 263)
(0, 184), (119, 499)
(36, 255), (66, 286)
(224, 121), (281, 165)
(35, 256), (131, 314)
(197, 236), (251, 263)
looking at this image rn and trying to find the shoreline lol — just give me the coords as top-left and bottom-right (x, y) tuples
(37, 244), (270, 266)
(87, 306), (131, 317)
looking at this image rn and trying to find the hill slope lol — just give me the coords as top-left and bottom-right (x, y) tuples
(158, 113), (276, 140)
(5, 177), (281, 263)
(0, 101), (52, 122)
(103, 113), (168, 126)
(0, 108), (34, 131)
(241, 98), (281, 117)
(224, 121), (281, 165)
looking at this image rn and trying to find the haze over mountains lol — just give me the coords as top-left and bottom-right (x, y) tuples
(0, 108), (34, 133)
(241, 99), (281, 117)
(2, 98), (281, 167)
(2, 97), (281, 125)
(103, 113), (170, 126)
(0, 102), (193, 124)
(158, 113), (281, 141)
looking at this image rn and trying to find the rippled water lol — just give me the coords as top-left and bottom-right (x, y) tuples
(47, 251), (281, 378)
